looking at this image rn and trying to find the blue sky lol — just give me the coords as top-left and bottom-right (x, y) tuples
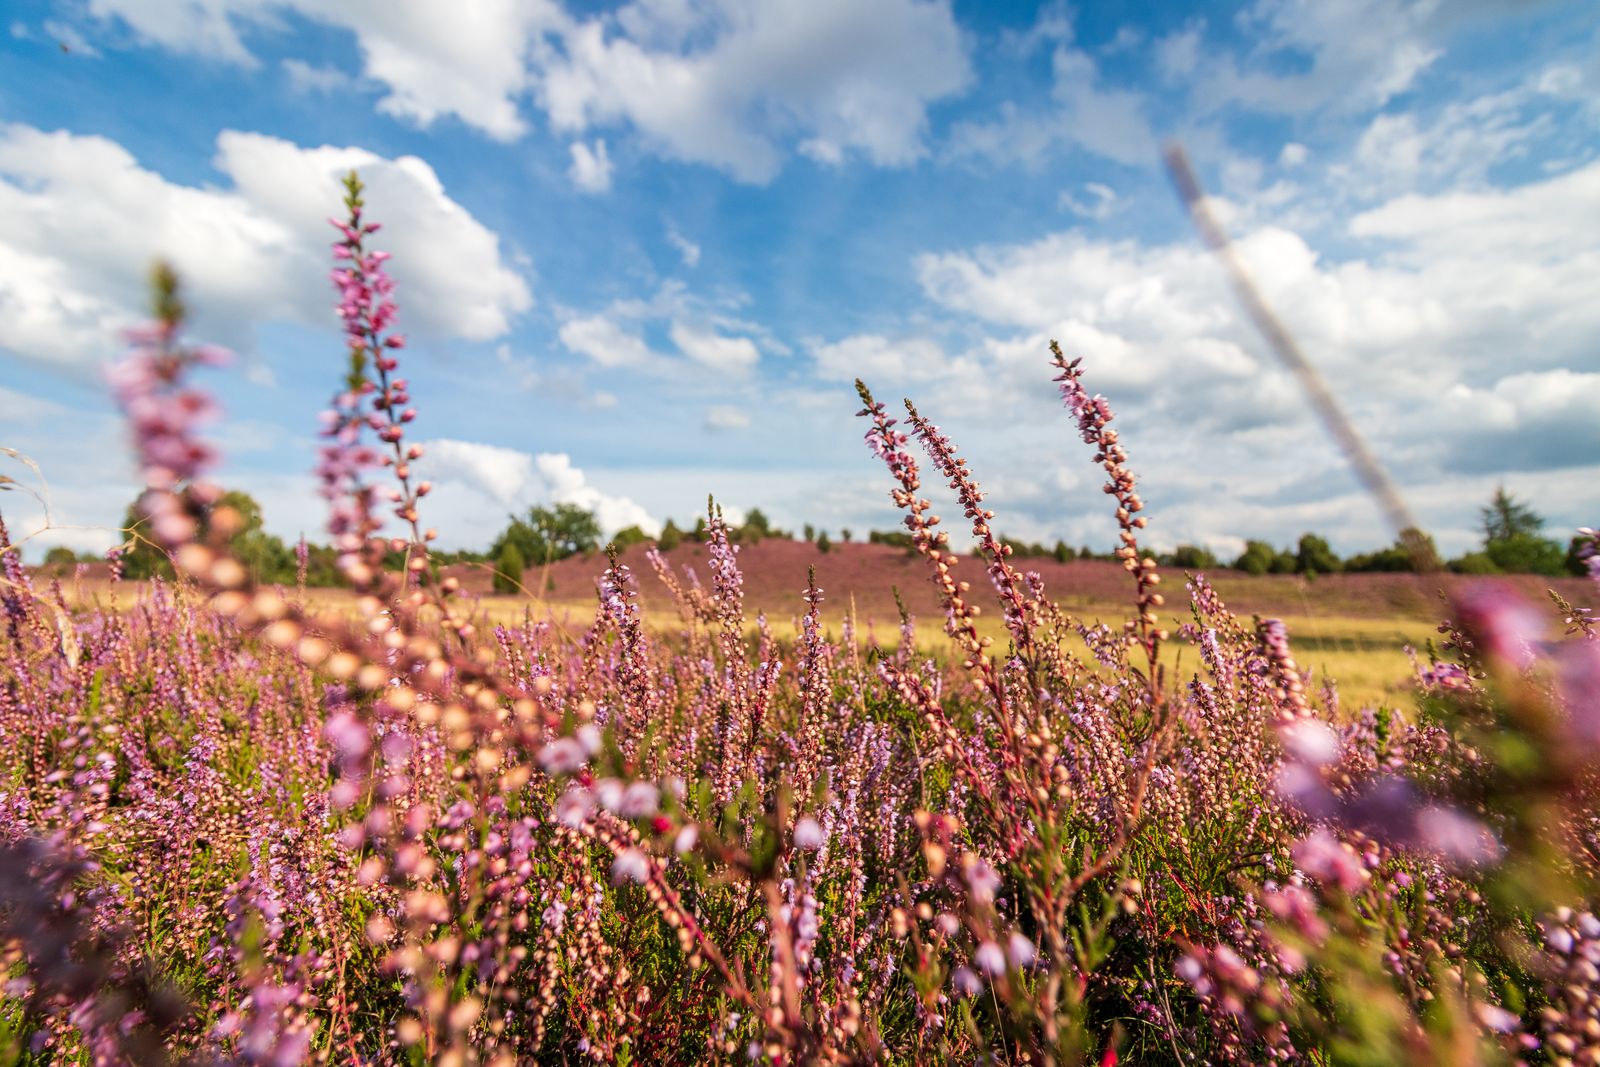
(2, 0), (1597, 561)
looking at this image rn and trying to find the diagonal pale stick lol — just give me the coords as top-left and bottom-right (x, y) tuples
(1163, 143), (1439, 573)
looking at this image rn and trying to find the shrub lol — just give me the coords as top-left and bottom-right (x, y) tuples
(493, 540), (525, 594)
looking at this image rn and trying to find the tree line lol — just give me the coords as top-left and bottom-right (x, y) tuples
(41, 486), (1587, 589)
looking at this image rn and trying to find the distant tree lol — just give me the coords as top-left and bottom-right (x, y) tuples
(691, 517), (709, 542)
(1481, 487), (1544, 543)
(1079, 545), (1095, 561)
(493, 541), (525, 595)
(840, 528), (853, 543)
(1295, 534), (1341, 576)
(1234, 540), (1277, 576)
(119, 489), (294, 583)
(816, 532), (832, 554)
(609, 525), (650, 551)
(1053, 541), (1074, 564)
(657, 520), (683, 552)
(1476, 488), (1565, 575)
(738, 508), (772, 544)
(1345, 528), (1438, 573)
(803, 523), (816, 543)
(491, 503), (602, 568)
(1169, 544), (1219, 570)
(1486, 534), (1567, 576)
(870, 530), (915, 551)
(42, 546), (81, 569)
(1448, 551), (1501, 575)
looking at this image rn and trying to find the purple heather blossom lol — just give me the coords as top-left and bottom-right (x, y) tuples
(973, 940), (1006, 977)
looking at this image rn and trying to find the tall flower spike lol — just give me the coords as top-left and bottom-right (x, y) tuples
(855, 379), (1006, 710)
(902, 399), (1037, 666)
(1050, 340), (1166, 681)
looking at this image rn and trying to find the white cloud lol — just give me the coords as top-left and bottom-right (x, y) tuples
(847, 157), (1600, 553)
(282, 57), (354, 94)
(666, 224), (701, 267)
(87, 0), (567, 139)
(703, 405), (750, 431)
(558, 314), (656, 367)
(670, 320), (759, 371)
(537, 0), (971, 181)
(947, 38), (1153, 168)
(567, 138), (613, 193)
(44, 20), (101, 56)
(1059, 181), (1116, 219)
(0, 125), (531, 368)
(88, 0), (969, 181)
(423, 438), (659, 535)
(1188, 0), (1443, 117)
(810, 334), (953, 384)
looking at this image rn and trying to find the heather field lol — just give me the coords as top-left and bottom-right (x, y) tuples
(2, 169), (1599, 1067)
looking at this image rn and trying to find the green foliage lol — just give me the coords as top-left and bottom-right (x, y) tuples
(1166, 544), (1219, 570)
(608, 525), (651, 552)
(1485, 532), (1567, 576)
(816, 531), (832, 554)
(42, 546), (83, 568)
(1472, 488), (1565, 575)
(490, 503), (603, 567)
(737, 508), (771, 544)
(1448, 551), (1502, 575)
(803, 523), (816, 543)
(1234, 539), (1277, 576)
(1295, 533), (1341, 575)
(1480, 486), (1544, 543)
(657, 520), (683, 551)
(1053, 540), (1074, 564)
(870, 529), (916, 551)
(493, 541), (525, 595)
(120, 490), (299, 584)
(1346, 527), (1437, 573)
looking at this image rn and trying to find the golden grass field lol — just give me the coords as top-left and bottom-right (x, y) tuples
(48, 542), (1585, 714)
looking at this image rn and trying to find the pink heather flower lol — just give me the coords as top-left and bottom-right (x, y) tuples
(1454, 585), (1547, 670)
(673, 824), (699, 855)
(973, 940), (1006, 977)
(618, 782), (661, 819)
(793, 816), (825, 851)
(1007, 932), (1036, 969)
(539, 738), (589, 775)
(952, 966), (982, 996)
(1293, 830), (1369, 893)
(1416, 805), (1502, 868)
(1279, 719), (1340, 767)
(610, 848), (650, 885)
(1475, 1004), (1521, 1034)
(554, 785), (596, 828)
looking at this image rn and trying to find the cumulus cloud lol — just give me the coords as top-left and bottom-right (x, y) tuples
(87, 0), (970, 182)
(423, 438), (659, 535)
(670, 321), (759, 371)
(558, 315), (657, 367)
(830, 156), (1600, 554)
(87, 0), (566, 138)
(0, 125), (531, 368)
(538, 0), (971, 182)
(666, 224), (701, 267)
(568, 138), (613, 193)
(810, 334), (955, 385)
(947, 39), (1154, 168)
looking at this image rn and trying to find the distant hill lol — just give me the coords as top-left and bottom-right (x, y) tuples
(444, 538), (1596, 626)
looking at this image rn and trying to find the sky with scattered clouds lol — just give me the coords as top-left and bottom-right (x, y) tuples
(2, 0), (1597, 561)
